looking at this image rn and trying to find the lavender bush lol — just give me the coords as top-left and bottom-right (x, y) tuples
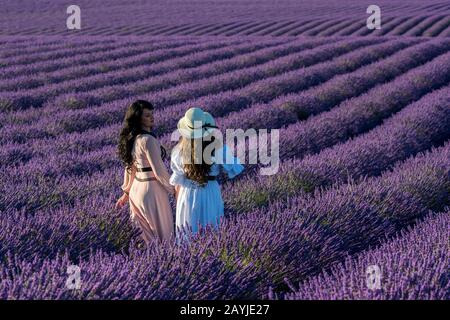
(271, 209), (450, 300)
(1, 0), (449, 299)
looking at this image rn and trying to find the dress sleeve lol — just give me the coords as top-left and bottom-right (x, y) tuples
(169, 144), (189, 187)
(121, 164), (136, 194)
(217, 144), (244, 179)
(142, 135), (175, 194)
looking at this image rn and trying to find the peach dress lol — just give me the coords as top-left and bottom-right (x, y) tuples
(121, 133), (175, 244)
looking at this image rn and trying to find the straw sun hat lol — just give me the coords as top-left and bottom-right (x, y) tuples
(177, 107), (218, 139)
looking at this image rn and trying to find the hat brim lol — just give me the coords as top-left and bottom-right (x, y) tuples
(177, 117), (212, 139)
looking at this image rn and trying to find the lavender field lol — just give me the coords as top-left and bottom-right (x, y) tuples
(0, 0), (449, 300)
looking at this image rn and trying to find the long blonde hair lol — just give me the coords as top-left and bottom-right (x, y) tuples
(179, 135), (219, 186)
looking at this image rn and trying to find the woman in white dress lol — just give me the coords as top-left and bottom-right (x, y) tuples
(170, 107), (244, 243)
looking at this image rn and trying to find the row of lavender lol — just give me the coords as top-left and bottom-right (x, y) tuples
(271, 209), (449, 300)
(1, 35), (449, 299)
(2, 78), (448, 262)
(1, 37), (385, 113)
(1, 35), (446, 117)
(3, 37), (449, 152)
(4, 17), (450, 38)
(1, 0), (449, 37)
(1, 38), (449, 238)
(5, 16), (450, 38)
(224, 56), (450, 212)
(0, 37), (439, 146)
(1, 135), (448, 299)
(1, 38), (449, 216)
(2, 38), (448, 216)
(0, 38), (253, 110)
(0, 37), (402, 143)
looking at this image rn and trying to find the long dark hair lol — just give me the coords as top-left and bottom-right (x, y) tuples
(180, 135), (218, 186)
(117, 100), (166, 173)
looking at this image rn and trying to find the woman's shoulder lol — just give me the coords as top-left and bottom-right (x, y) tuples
(137, 133), (158, 144)
(171, 142), (182, 157)
(134, 135), (159, 154)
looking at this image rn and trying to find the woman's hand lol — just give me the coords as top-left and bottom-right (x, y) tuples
(115, 193), (129, 210)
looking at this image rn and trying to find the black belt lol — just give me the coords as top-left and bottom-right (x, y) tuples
(207, 176), (217, 180)
(135, 167), (153, 181)
(136, 166), (152, 172)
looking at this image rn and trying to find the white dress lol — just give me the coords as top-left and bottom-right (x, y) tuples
(169, 143), (244, 243)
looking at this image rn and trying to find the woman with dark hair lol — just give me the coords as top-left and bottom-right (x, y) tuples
(170, 107), (244, 243)
(115, 99), (176, 244)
